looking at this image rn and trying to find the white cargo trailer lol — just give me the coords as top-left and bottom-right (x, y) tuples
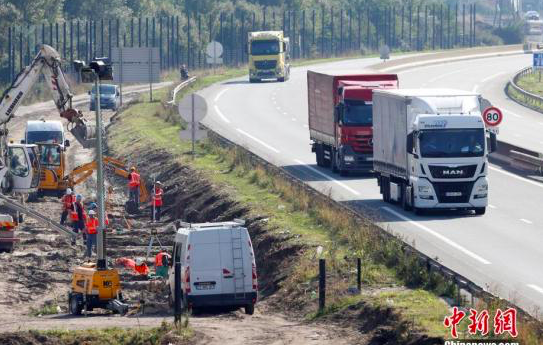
(373, 89), (497, 215)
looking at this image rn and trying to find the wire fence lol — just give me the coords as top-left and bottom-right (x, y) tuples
(1, 3), (481, 84)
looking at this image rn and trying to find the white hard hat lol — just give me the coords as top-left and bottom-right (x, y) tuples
(66, 188), (72, 194)
(88, 210), (96, 216)
(135, 258), (143, 266)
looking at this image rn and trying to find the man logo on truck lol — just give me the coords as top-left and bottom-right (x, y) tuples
(443, 170), (464, 176)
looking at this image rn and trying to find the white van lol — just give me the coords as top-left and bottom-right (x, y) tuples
(168, 221), (258, 315)
(23, 120), (69, 149)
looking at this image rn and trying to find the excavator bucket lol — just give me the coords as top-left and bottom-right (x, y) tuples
(60, 108), (97, 148)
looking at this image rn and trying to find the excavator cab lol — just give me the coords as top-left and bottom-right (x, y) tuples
(7, 144), (40, 193)
(36, 142), (68, 197)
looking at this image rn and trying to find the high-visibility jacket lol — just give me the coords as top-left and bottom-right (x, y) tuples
(134, 263), (149, 275)
(62, 194), (74, 210)
(70, 202), (86, 222)
(86, 217), (98, 234)
(128, 172), (141, 189)
(155, 252), (171, 267)
(153, 188), (163, 207)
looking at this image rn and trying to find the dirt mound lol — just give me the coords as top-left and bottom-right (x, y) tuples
(0, 332), (58, 345)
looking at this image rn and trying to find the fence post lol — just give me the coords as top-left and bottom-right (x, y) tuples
(340, 9), (343, 55)
(440, 4), (443, 49)
(70, 21), (74, 63)
(455, 3), (458, 47)
(174, 261), (181, 322)
(330, 8), (334, 57)
(462, 4), (466, 47)
(401, 6), (404, 43)
(416, 6), (420, 50)
(319, 259), (326, 312)
(366, 6), (370, 49)
(321, 6), (325, 57)
(8, 27), (12, 81)
(160, 17), (163, 70)
(302, 10), (306, 58)
(432, 5), (436, 50)
(50, 22), (53, 47)
(138, 17), (142, 47)
(357, 258), (361, 291)
(55, 23), (59, 51)
(447, 5), (451, 49)
(348, 9), (352, 53)
(241, 12), (245, 64)
(392, 6), (396, 48)
(19, 28), (23, 72)
(198, 14), (202, 69)
(473, 4), (476, 46)
(408, 4), (412, 49)
(63, 22), (67, 59)
(263, 7), (266, 30)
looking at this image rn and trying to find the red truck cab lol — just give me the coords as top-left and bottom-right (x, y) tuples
(307, 71), (398, 175)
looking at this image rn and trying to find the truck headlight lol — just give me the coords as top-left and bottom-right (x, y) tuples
(344, 155), (355, 162)
(418, 185), (431, 194)
(474, 183), (488, 199)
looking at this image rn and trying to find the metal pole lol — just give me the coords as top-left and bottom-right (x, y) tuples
(357, 258), (361, 291)
(95, 73), (106, 270)
(462, 4), (465, 47)
(174, 261), (181, 322)
(120, 48), (123, 106)
(191, 93), (195, 158)
(149, 48), (153, 102)
(319, 259), (325, 311)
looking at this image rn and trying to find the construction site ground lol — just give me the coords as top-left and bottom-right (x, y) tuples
(0, 90), (365, 345)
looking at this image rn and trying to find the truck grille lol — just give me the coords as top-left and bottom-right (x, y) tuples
(352, 134), (372, 152)
(428, 165), (477, 179)
(254, 60), (277, 70)
(432, 181), (474, 203)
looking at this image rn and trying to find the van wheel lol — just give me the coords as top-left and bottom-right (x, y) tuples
(244, 304), (255, 315)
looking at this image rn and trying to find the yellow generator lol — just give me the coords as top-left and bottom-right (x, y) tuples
(69, 262), (128, 315)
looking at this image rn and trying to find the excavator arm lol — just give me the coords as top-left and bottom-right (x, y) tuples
(0, 45), (94, 146)
(66, 158), (149, 203)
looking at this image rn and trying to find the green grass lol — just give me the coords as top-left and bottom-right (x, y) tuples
(508, 75), (543, 113)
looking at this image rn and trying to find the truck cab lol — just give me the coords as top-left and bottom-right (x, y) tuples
(248, 31), (290, 83)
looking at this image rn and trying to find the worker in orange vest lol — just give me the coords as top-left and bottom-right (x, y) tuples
(60, 188), (74, 225)
(155, 251), (171, 278)
(127, 167), (141, 209)
(88, 202), (110, 227)
(85, 210), (99, 258)
(151, 181), (164, 222)
(70, 194), (86, 244)
(134, 258), (149, 276)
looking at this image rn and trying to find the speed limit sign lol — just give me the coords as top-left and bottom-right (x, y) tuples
(482, 107), (503, 127)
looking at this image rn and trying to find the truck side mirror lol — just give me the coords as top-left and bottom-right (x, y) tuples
(334, 105), (342, 122)
(65, 139), (70, 148)
(489, 132), (498, 153)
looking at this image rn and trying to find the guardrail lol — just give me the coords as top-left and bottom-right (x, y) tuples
(507, 66), (543, 112)
(168, 77), (196, 105)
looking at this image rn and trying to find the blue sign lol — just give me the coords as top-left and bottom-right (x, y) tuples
(534, 52), (543, 69)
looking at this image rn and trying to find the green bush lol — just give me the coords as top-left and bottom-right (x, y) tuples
(492, 21), (524, 44)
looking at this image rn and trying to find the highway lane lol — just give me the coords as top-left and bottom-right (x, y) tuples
(200, 53), (543, 318)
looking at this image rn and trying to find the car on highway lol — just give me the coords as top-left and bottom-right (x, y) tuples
(89, 84), (120, 111)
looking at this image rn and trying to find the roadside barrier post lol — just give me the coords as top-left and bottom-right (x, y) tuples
(174, 261), (182, 322)
(357, 258), (361, 291)
(319, 259), (326, 311)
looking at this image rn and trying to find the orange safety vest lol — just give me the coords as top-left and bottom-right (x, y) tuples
(62, 194), (74, 210)
(153, 188), (163, 206)
(135, 263), (149, 275)
(128, 172), (141, 188)
(70, 202), (86, 221)
(155, 252), (170, 267)
(86, 217), (98, 234)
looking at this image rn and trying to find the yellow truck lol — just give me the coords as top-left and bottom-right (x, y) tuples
(248, 31), (290, 83)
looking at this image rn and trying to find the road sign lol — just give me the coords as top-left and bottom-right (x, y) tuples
(111, 47), (160, 83)
(178, 94), (207, 122)
(482, 107), (503, 127)
(379, 45), (390, 61)
(534, 52), (543, 69)
(206, 41), (223, 65)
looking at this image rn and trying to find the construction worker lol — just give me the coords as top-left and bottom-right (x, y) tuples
(70, 194), (86, 245)
(127, 167), (141, 209)
(151, 181), (164, 222)
(155, 251), (171, 278)
(85, 210), (98, 258)
(134, 258), (149, 276)
(60, 188), (74, 225)
(88, 202), (109, 226)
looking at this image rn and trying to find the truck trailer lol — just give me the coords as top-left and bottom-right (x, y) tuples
(307, 70), (398, 175)
(372, 88), (497, 215)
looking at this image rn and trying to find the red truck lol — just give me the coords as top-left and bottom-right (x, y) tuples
(307, 71), (399, 175)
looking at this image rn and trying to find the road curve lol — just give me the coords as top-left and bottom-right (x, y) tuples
(199, 53), (543, 318)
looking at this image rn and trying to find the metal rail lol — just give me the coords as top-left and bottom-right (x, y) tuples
(168, 77), (196, 105)
(0, 194), (75, 240)
(507, 66), (543, 111)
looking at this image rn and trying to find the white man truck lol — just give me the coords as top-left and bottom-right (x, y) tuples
(373, 89), (497, 215)
(248, 31), (290, 83)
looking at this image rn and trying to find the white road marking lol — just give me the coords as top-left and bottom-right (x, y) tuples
(488, 204), (497, 209)
(527, 284), (543, 295)
(214, 105), (231, 123)
(382, 207), (492, 265)
(424, 67), (474, 85)
(214, 88), (229, 102)
(520, 218), (533, 224)
(489, 166), (543, 189)
(293, 159), (361, 196)
(236, 128), (280, 153)
(480, 71), (508, 83)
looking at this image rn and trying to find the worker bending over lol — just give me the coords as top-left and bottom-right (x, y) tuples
(155, 251), (171, 278)
(128, 167), (141, 209)
(151, 181), (164, 222)
(60, 188), (74, 225)
(85, 210), (98, 258)
(70, 194), (86, 244)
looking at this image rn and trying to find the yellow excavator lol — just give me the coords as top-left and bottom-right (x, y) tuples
(36, 142), (149, 204)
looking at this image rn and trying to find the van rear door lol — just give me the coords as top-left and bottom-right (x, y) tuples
(190, 232), (221, 295)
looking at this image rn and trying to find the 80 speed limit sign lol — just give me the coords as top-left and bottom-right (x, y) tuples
(482, 107), (503, 127)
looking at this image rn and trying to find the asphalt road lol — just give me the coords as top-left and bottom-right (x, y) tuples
(200, 52), (543, 318)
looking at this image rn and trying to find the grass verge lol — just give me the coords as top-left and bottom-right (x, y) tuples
(507, 78), (543, 113)
(107, 66), (543, 343)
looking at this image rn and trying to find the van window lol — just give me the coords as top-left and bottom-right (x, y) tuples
(27, 131), (63, 145)
(173, 242), (184, 264)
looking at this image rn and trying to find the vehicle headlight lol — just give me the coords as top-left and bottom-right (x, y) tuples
(418, 185), (431, 194)
(344, 155), (355, 162)
(476, 184), (488, 193)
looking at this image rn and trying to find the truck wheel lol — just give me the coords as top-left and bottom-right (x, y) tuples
(315, 145), (324, 167)
(474, 207), (486, 215)
(401, 184), (411, 211)
(331, 149), (339, 173)
(382, 177), (390, 203)
(339, 170), (349, 177)
(69, 294), (82, 316)
(249, 78), (260, 83)
(245, 304), (255, 315)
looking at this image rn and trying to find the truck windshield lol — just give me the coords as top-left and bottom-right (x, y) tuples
(27, 131), (63, 144)
(419, 129), (485, 158)
(342, 100), (372, 126)
(250, 40), (280, 55)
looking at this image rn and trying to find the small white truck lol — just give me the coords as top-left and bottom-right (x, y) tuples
(373, 88), (497, 215)
(168, 220), (258, 314)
